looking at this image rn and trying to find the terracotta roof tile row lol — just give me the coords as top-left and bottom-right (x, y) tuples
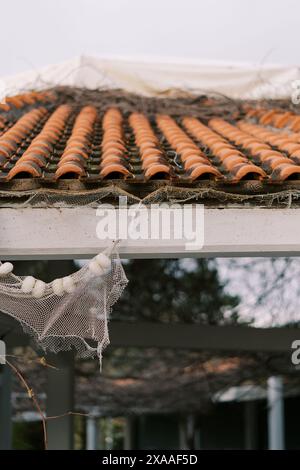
(245, 106), (300, 131)
(209, 118), (300, 180)
(7, 105), (72, 180)
(157, 114), (221, 180)
(131, 113), (171, 180)
(56, 105), (96, 179)
(1, 98), (300, 186)
(0, 90), (56, 113)
(238, 121), (300, 156)
(101, 108), (131, 179)
(0, 107), (48, 170)
(183, 117), (266, 181)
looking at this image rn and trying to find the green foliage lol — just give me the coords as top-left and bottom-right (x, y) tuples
(13, 421), (44, 450)
(12, 260), (77, 282)
(113, 258), (240, 324)
(99, 417), (125, 450)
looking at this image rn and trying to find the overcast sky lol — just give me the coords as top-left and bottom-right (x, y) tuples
(0, 0), (299, 77)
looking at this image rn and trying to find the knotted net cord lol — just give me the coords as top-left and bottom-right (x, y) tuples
(0, 243), (128, 367)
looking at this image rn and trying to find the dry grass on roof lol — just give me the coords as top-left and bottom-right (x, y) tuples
(53, 86), (297, 121)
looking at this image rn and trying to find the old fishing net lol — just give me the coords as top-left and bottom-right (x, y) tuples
(0, 244), (128, 366)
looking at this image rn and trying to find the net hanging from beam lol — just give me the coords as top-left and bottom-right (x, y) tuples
(0, 244), (128, 367)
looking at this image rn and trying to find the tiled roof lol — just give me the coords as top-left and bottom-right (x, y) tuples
(1, 89), (300, 201)
(0, 90), (56, 113)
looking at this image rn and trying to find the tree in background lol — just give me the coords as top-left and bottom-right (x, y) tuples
(12, 258), (240, 325)
(113, 258), (240, 325)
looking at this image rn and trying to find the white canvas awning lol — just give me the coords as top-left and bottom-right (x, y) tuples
(1, 54), (299, 100)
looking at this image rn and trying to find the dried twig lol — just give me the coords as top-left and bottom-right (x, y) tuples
(6, 359), (48, 449)
(5, 357), (90, 450)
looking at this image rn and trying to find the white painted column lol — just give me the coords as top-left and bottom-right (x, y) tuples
(179, 414), (199, 450)
(267, 376), (285, 450)
(0, 365), (12, 450)
(86, 415), (98, 450)
(46, 352), (75, 450)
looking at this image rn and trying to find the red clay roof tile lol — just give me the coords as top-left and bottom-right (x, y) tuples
(1, 90), (300, 188)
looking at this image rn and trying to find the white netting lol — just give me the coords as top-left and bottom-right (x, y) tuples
(0, 244), (128, 367)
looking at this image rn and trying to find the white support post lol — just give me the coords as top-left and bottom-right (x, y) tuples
(86, 415), (98, 450)
(46, 352), (75, 450)
(0, 365), (12, 450)
(267, 376), (285, 450)
(179, 414), (199, 450)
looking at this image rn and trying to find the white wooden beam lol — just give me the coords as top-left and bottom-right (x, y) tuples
(1, 207), (300, 259)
